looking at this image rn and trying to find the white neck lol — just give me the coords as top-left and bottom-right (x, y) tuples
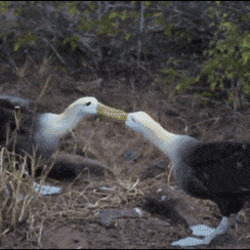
(139, 118), (192, 161)
(40, 103), (85, 138)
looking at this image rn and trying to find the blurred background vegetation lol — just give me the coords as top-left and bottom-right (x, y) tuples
(0, 1), (249, 110)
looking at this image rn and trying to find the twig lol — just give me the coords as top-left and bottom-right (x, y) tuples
(36, 75), (52, 106)
(190, 117), (221, 127)
(42, 38), (66, 66)
(38, 219), (44, 246)
(137, 2), (145, 67)
(167, 163), (173, 187)
(179, 94), (233, 111)
(188, 114), (249, 127)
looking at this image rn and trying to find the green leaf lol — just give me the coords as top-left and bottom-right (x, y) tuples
(69, 6), (77, 15)
(0, 1), (10, 13)
(242, 34), (250, 49)
(222, 22), (234, 30)
(14, 43), (20, 51)
(242, 81), (250, 95)
(88, 1), (96, 11)
(143, 1), (151, 7)
(121, 10), (128, 21)
(176, 82), (187, 92)
(153, 12), (163, 17)
(242, 51), (250, 65)
(210, 82), (217, 92)
(226, 72), (234, 79)
(199, 91), (213, 97)
(125, 33), (131, 40)
(109, 11), (118, 19)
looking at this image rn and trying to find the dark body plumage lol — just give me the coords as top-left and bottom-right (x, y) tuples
(0, 95), (47, 159)
(179, 141), (250, 216)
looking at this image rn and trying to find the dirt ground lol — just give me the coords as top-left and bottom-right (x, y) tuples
(0, 64), (250, 249)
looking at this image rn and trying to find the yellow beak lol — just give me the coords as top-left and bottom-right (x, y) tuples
(98, 103), (128, 121)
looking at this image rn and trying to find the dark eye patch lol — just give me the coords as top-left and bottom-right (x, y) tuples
(86, 102), (91, 106)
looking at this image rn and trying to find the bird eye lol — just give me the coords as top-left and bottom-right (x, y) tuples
(86, 102), (91, 106)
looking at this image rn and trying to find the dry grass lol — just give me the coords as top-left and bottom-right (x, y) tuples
(0, 133), (147, 246)
(0, 148), (38, 234)
(14, 58), (30, 78)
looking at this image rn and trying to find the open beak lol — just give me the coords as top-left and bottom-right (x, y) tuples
(98, 103), (128, 121)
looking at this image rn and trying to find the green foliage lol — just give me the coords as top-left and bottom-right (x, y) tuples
(161, 67), (178, 83)
(65, 1), (78, 16)
(56, 65), (68, 73)
(0, 1), (9, 13)
(154, 11), (173, 36)
(0, 1), (249, 110)
(77, 16), (95, 32)
(156, 1), (172, 8)
(78, 14), (121, 36)
(96, 15), (120, 36)
(63, 35), (80, 50)
(14, 7), (23, 16)
(125, 33), (131, 41)
(109, 11), (119, 20)
(159, 5), (249, 109)
(200, 20), (250, 101)
(14, 32), (38, 51)
(121, 10), (128, 21)
(55, 1), (125, 52)
(87, 1), (97, 11)
(77, 6), (140, 38)
(143, 1), (152, 7)
(160, 66), (198, 93)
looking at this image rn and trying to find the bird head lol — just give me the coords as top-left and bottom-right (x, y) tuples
(71, 97), (128, 119)
(72, 97), (99, 115)
(126, 111), (153, 135)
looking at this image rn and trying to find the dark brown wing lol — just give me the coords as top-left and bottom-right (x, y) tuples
(0, 95), (38, 147)
(186, 142), (250, 195)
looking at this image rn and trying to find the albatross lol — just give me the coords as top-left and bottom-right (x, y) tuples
(0, 95), (123, 195)
(107, 109), (250, 247)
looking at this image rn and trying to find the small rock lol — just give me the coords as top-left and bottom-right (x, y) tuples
(122, 150), (141, 163)
(165, 109), (179, 117)
(95, 208), (143, 228)
(142, 159), (169, 179)
(98, 185), (116, 192)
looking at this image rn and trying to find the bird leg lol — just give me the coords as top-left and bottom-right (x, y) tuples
(172, 214), (238, 247)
